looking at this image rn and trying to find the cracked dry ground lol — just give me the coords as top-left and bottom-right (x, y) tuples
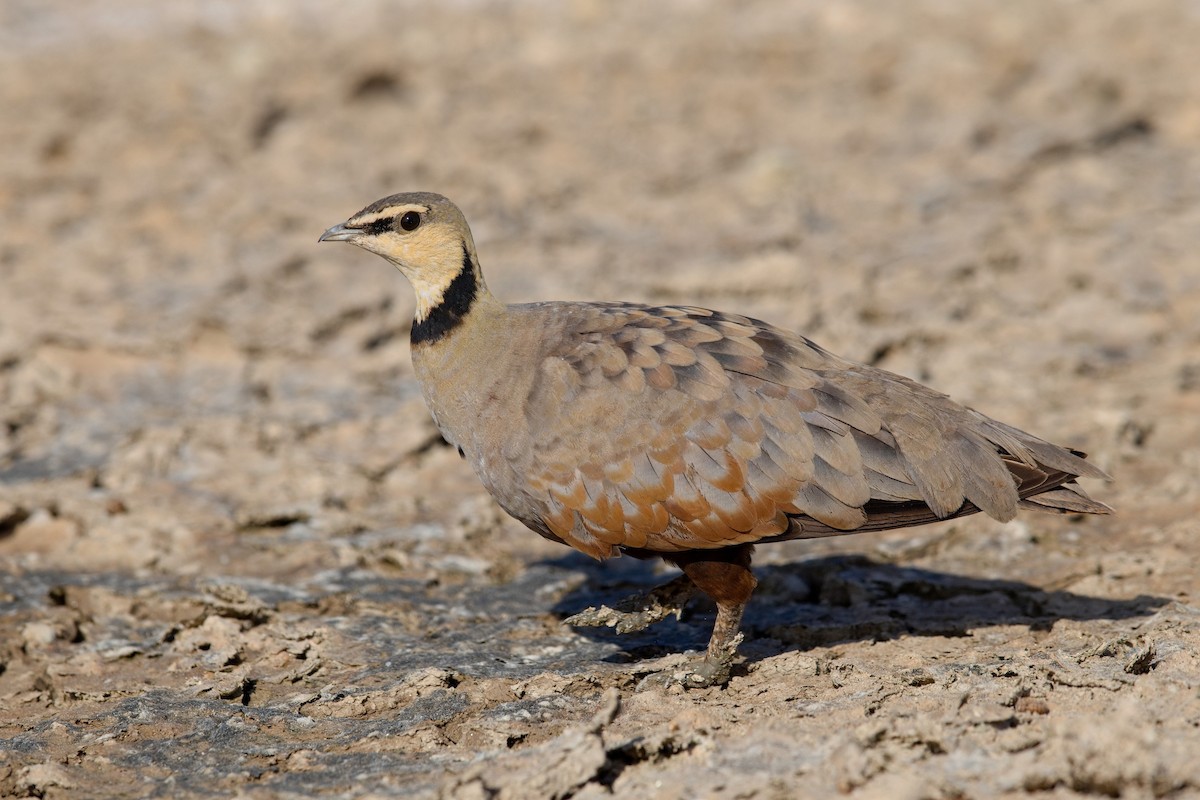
(2, 2), (1200, 798)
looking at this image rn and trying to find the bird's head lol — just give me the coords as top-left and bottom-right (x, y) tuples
(319, 192), (484, 322)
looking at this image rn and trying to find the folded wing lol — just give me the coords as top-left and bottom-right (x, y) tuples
(519, 304), (1109, 558)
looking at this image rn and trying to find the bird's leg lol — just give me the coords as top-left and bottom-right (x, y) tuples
(564, 573), (697, 635)
(661, 543), (757, 687)
(565, 544), (756, 688)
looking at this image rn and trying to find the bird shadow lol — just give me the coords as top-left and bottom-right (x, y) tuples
(546, 551), (1169, 665)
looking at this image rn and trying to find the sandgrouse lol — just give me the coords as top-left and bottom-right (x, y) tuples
(320, 192), (1111, 687)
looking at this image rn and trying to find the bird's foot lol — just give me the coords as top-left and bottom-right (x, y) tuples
(563, 574), (696, 635)
(636, 634), (744, 690)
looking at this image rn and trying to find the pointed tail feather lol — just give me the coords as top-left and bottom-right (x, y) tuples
(1018, 483), (1114, 515)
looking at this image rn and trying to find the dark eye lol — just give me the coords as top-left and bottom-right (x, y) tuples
(400, 211), (421, 231)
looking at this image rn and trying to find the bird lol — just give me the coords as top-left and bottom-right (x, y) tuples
(320, 192), (1112, 687)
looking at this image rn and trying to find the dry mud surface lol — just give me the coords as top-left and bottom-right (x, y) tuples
(2, 2), (1200, 798)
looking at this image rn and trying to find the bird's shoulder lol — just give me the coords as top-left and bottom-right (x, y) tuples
(510, 300), (847, 402)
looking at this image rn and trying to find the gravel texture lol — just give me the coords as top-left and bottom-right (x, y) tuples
(2, 2), (1199, 798)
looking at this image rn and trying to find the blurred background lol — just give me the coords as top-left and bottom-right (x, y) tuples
(1, 1), (1198, 796)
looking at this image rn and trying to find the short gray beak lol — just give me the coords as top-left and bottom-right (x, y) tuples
(318, 222), (359, 243)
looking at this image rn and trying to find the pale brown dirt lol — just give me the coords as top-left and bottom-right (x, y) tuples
(2, 2), (1199, 798)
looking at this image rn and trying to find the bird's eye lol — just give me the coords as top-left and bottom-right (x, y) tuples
(400, 211), (421, 231)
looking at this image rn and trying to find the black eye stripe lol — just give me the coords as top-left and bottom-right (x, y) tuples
(363, 217), (394, 236)
(357, 210), (422, 236)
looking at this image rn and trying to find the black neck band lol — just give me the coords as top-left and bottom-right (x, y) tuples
(411, 247), (478, 345)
